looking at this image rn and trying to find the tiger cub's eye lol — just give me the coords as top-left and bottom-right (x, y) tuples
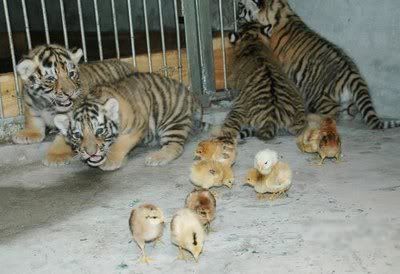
(72, 132), (81, 139)
(95, 128), (105, 136)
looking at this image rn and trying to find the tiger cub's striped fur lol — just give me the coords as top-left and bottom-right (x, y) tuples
(13, 44), (133, 165)
(238, 0), (400, 129)
(54, 73), (197, 170)
(217, 22), (306, 145)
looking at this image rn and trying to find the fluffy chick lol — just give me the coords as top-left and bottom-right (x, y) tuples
(194, 138), (236, 166)
(248, 149), (292, 198)
(296, 114), (323, 153)
(170, 208), (205, 262)
(129, 204), (165, 264)
(185, 189), (216, 232)
(190, 160), (234, 189)
(318, 117), (341, 164)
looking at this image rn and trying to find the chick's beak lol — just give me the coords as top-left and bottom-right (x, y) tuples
(193, 246), (202, 262)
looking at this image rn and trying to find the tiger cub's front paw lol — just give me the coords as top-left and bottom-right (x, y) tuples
(145, 151), (174, 166)
(13, 129), (45, 144)
(43, 151), (73, 167)
(99, 158), (123, 171)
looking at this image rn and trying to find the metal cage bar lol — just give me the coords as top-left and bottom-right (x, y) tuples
(40, 0), (50, 44)
(218, 0), (228, 90)
(110, 0), (120, 59)
(77, 0), (87, 62)
(157, 0), (168, 76)
(233, 0), (238, 32)
(127, 0), (137, 69)
(93, 0), (103, 60)
(183, 0), (215, 102)
(142, 0), (153, 72)
(173, 0), (183, 82)
(3, 0), (23, 116)
(21, 0), (32, 50)
(59, 0), (69, 49)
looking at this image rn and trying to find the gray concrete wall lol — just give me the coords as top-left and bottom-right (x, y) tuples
(290, 0), (400, 118)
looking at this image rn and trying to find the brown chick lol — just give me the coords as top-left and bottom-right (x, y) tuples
(170, 208), (205, 262)
(296, 114), (323, 153)
(190, 160), (234, 189)
(194, 139), (236, 166)
(318, 117), (341, 164)
(185, 189), (216, 232)
(129, 204), (165, 264)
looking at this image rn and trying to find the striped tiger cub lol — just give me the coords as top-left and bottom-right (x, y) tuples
(216, 22), (306, 145)
(13, 44), (133, 165)
(54, 73), (197, 170)
(237, 0), (400, 129)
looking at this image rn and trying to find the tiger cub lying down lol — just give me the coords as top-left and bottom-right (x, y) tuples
(54, 73), (197, 170)
(13, 44), (133, 166)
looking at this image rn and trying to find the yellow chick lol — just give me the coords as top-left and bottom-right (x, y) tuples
(246, 149), (292, 199)
(170, 208), (205, 262)
(129, 204), (165, 264)
(190, 160), (234, 189)
(194, 138), (236, 166)
(185, 189), (216, 232)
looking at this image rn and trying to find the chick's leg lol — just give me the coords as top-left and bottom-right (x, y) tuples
(136, 241), (153, 264)
(177, 247), (189, 261)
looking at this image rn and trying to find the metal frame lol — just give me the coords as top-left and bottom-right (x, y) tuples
(0, 0), (238, 136)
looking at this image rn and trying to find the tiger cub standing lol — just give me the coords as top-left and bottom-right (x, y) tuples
(216, 22), (306, 145)
(13, 44), (133, 165)
(54, 73), (197, 170)
(238, 0), (400, 129)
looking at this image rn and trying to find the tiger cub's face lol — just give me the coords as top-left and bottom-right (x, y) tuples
(17, 44), (83, 112)
(228, 21), (272, 47)
(238, 0), (287, 28)
(54, 98), (120, 167)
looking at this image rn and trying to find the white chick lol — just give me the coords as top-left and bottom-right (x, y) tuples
(129, 204), (165, 264)
(170, 208), (205, 262)
(185, 189), (216, 232)
(251, 149), (292, 198)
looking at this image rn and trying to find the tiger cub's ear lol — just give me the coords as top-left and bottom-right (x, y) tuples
(228, 32), (240, 44)
(54, 114), (70, 136)
(16, 58), (37, 81)
(261, 24), (273, 38)
(104, 98), (120, 123)
(69, 48), (83, 65)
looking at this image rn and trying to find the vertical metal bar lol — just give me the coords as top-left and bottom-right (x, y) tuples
(142, 0), (152, 72)
(3, 0), (23, 115)
(110, 0), (120, 59)
(173, 0), (182, 82)
(59, 0), (69, 49)
(233, 0), (238, 32)
(219, 0), (227, 90)
(126, 0), (137, 69)
(40, 0), (50, 44)
(77, 0), (87, 62)
(0, 86), (4, 120)
(183, 0), (215, 98)
(157, 0), (168, 76)
(93, 0), (103, 60)
(21, 0), (32, 50)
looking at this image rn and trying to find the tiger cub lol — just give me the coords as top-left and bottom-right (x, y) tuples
(54, 73), (197, 170)
(13, 44), (133, 165)
(216, 22), (306, 145)
(237, 0), (400, 129)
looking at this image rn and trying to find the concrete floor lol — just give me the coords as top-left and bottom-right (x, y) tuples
(0, 120), (399, 274)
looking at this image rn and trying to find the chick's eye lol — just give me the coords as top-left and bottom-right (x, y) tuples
(265, 161), (268, 165)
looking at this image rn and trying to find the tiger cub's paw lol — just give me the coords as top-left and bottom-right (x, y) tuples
(99, 158), (123, 171)
(43, 151), (73, 167)
(13, 129), (45, 144)
(145, 151), (174, 166)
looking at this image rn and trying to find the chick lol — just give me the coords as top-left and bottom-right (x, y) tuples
(185, 189), (216, 232)
(170, 208), (205, 262)
(318, 117), (341, 164)
(190, 160), (234, 189)
(129, 204), (165, 264)
(296, 114), (323, 153)
(194, 138), (236, 166)
(246, 149), (292, 199)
